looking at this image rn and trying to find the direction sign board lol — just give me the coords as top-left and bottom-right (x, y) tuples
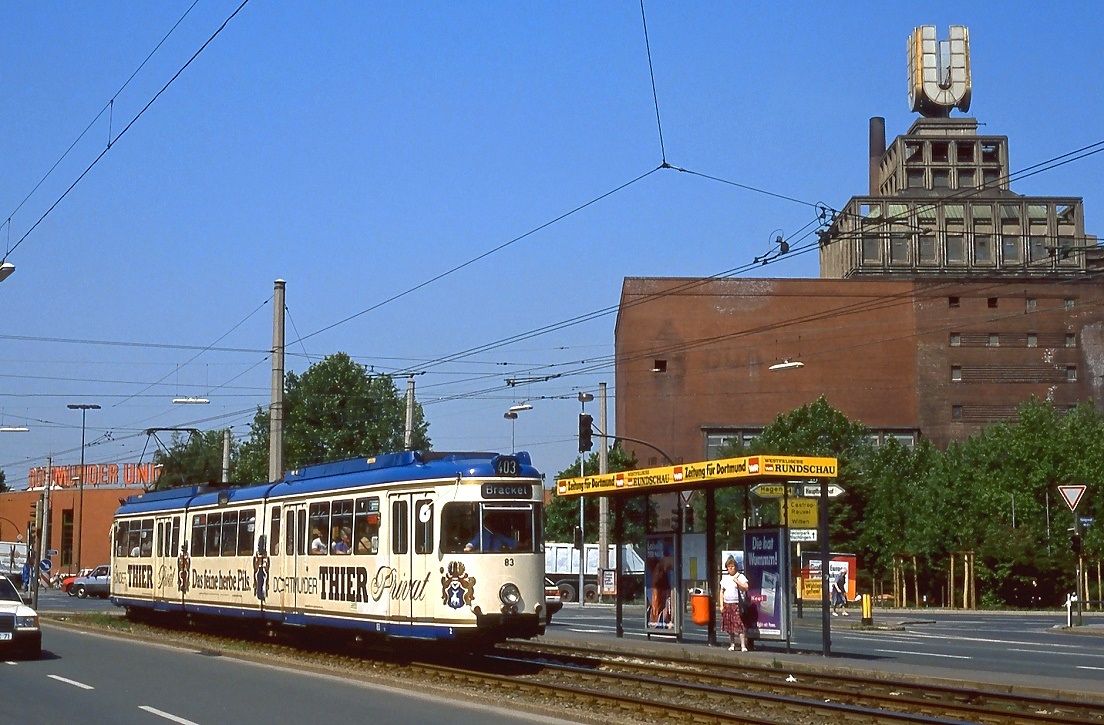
(789, 528), (818, 543)
(782, 498), (818, 527)
(751, 484), (788, 498)
(1080, 516), (1095, 529)
(1058, 485), (1087, 512)
(801, 483), (845, 498)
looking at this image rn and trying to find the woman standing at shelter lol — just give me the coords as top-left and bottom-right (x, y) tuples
(720, 556), (749, 651)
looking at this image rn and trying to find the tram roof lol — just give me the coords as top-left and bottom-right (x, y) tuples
(116, 450), (541, 516)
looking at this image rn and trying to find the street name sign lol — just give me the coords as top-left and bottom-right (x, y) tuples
(1058, 485), (1087, 512)
(801, 483), (845, 498)
(751, 484), (788, 498)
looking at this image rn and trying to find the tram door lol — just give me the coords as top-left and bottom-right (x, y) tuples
(387, 492), (437, 624)
(279, 503), (308, 613)
(153, 515), (180, 603)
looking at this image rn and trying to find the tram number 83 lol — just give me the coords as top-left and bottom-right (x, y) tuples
(504, 558), (515, 566)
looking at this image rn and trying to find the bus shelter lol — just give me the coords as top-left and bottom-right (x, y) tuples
(556, 454), (840, 655)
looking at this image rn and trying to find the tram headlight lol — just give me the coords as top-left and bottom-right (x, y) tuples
(499, 583), (522, 608)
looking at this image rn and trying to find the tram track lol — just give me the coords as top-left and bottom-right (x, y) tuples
(501, 640), (1104, 724)
(45, 613), (1104, 723)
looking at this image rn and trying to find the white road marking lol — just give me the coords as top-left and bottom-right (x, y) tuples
(875, 648), (972, 659)
(48, 674), (94, 689)
(1009, 647), (1104, 658)
(139, 705), (200, 724)
(1076, 665), (1104, 671)
(565, 628), (607, 633)
(4, 661), (17, 665)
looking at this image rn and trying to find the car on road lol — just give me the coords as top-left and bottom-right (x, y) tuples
(545, 577), (563, 622)
(62, 568), (94, 596)
(72, 565), (111, 599)
(0, 576), (41, 659)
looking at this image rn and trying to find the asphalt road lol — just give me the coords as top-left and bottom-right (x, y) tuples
(3, 621), (565, 725)
(547, 602), (1104, 695)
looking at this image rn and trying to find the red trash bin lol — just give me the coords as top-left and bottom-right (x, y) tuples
(691, 590), (711, 625)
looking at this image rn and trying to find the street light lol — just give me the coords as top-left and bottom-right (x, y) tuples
(0, 261), (14, 283)
(768, 359), (804, 371)
(0, 427), (29, 432)
(172, 397), (210, 404)
(67, 403), (100, 573)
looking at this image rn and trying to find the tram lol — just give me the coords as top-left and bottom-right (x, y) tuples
(110, 450), (547, 645)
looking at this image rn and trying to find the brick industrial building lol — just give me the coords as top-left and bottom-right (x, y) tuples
(615, 27), (1104, 465)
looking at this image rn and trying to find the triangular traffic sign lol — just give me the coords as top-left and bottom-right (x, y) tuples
(1058, 485), (1087, 512)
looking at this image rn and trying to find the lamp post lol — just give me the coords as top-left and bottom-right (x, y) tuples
(67, 403), (100, 573)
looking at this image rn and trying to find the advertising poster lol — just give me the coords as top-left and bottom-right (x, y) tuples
(742, 527), (790, 640)
(644, 534), (678, 633)
(801, 552), (857, 601)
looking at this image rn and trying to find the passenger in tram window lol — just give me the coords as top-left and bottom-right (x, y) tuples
(332, 527), (350, 554)
(310, 528), (327, 555)
(464, 513), (517, 553)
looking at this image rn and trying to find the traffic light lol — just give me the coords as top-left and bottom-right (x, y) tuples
(578, 413), (593, 452)
(30, 500), (40, 532)
(683, 504), (695, 532)
(573, 526), (583, 551)
(1071, 532), (1082, 556)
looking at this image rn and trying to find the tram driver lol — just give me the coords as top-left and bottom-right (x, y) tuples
(464, 512), (517, 553)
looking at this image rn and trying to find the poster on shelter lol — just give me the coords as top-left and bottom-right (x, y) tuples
(742, 527), (790, 640)
(644, 534), (677, 633)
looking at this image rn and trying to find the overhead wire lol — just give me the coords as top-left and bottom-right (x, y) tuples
(2, 0), (252, 262)
(0, 0), (203, 262)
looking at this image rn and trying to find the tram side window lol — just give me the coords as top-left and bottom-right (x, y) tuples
(441, 503), (478, 554)
(156, 522), (164, 558)
(308, 502), (330, 555)
(414, 499), (434, 555)
(331, 499), (352, 554)
(221, 511), (239, 556)
(139, 519), (154, 557)
(392, 500), (409, 555)
(192, 515), (206, 557)
(353, 497), (380, 555)
(171, 518), (181, 558)
(128, 520), (142, 556)
(297, 509), (307, 557)
(206, 512), (223, 557)
(115, 521), (129, 558)
(237, 509), (256, 556)
(270, 507), (281, 556)
(285, 510), (295, 556)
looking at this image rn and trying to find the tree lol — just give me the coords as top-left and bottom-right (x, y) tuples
(151, 430), (234, 490)
(0, 469), (8, 493)
(544, 443), (638, 543)
(235, 353), (430, 483)
(749, 396), (873, 553)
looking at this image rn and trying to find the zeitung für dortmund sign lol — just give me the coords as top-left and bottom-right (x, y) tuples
(556, 455), (838, 497)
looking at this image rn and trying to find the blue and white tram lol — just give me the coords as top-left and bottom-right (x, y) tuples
(110, 451), (547, 644)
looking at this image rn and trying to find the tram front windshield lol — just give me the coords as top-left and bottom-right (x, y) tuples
(441, 502), (539, 554)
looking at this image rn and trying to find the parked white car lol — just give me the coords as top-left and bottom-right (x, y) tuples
(0, 576), (41, 659)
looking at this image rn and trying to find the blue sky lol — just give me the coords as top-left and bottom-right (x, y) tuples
(1, 2), (1102, 489)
